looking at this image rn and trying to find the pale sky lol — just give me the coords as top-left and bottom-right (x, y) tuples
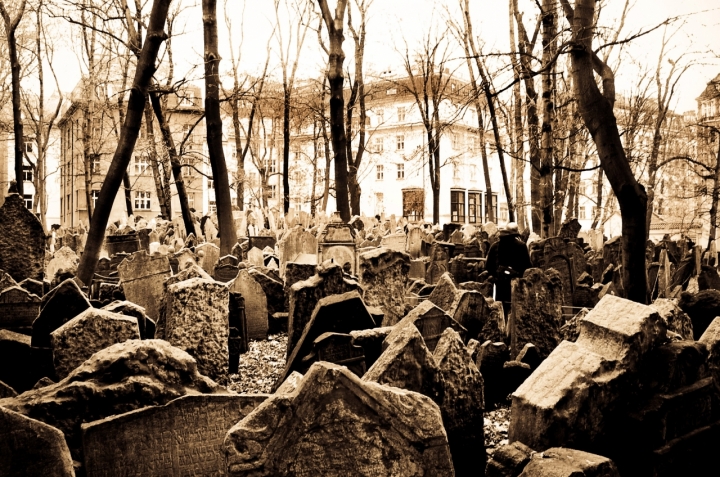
(48, 0), (720, 114)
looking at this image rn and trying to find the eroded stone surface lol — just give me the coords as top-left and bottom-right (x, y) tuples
(358, 248), (411, 326)
(0, 194), (45, 283)
(32, 278), (91, 348)
(519, 447), (620, 477)
(46, 247), (79, 284)
(50, 308), (140, 379)
(117, 251), (171, 323)
(224, 362), (454, 476)
(650, 298), (694, 340)
(228, 269), (268, 340)
(0, 406), (75, 477)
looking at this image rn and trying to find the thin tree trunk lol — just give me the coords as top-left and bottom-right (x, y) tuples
(0, 0), (27, 197)
(509, 0), (526, 230)
(540, 0), (557, 237)
(346, 1), (368, 216)
(203, 0), (237, 254)
(707, 142), (720, 250)
(317, 0), (350, 222)
(144, 101), (169, 218)
(122, 172), (133, 217)
(77, 0), (171, 285)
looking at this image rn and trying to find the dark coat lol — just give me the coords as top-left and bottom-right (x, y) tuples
(485, 234), (532, 304)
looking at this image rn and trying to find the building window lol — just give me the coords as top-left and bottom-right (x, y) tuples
(24, 194), (33, 210)
(451, 190), (465, 223)
(208, 179), (214, 189)
(208, 199), (217, 214)
(500, 204), (508, 221)
(265, 158), (276, 174)
(90, 154), (101, 174)
(468, 192), (481, 223)
(270, 184), (277, 199)
(451, 133), (459, 149)
(453, 163), (461, 179)
(376, 164), (384, 180)
(372, 136), (384, 153)
(22, 165), (33, 183)
(485, 192), (498, 222)
(397, 106), (406, 122)
(375, 192), (384, 215)
(397, 163), (404, 179)
(134, 191), (151, 210)
(24, 141), (33, 154)
(396, 135), (404, 151)
(134, 155), (148, 175)
(578, 206), (587, 220)
(376, 108), (385, 125)
(91, 190), (100, 209)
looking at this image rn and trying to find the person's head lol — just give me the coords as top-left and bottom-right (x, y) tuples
(499, 222), (519, 237)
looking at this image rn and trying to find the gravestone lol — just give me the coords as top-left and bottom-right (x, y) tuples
(0, 286), (41, 332)
(0, 269), (18, 292)
(0, 193), (45, 282)
(385, 300), (466, 353)
(313, 332), (366, 377)
(248, 235), (276, 253)
(19, 278), (44, 298)
(278, 227), (318, 276)
(449, 290), (505, 344)
(32, 278), (91, 348)
(0, 329), (33, 393)
(317, 216), (357, 274)
(510, 268), (564, 361)
(380, 232), (406, 252)
(0, 406), (75, 477)
(283, 262), (317, 310)
(164, 278), (229, 383)
(50, 308), (140, 379)
(542, 237), (575, 305)
(247, 247), (264, 267)
(117, 251), (172, 323)
(213, 254), (239, 283)
(82, 394), (267, 477)
(426, 242), (451, 285)
(173, 248), (197, 272)
(225, 362), (453, 476)
(657, 250), (672, 298)
(45, 247), (80, 285)
(103, 300), (154, 339)
(358, 248), (411, 326)
(228, 269), (268, 340)
(406, 227), (424, 259)
(196, 242), (220, 276)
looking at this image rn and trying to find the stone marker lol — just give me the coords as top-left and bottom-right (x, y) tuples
(0, 329), (33, 393)
(247, 247), (264, 267)
(0, 193), (46, 282)
(197, 242), (220, 275)
(173, 248), (197, 272)
(313, 332), (366, 377)
(45, 247), (80, 285)
(224, 362), (454, 476)
(450, 290), (506, 344)
(82, 394), (268, 477)
(32, 278), (91, 348)
(102, 300), (154, 339)
(358, 248), (411, 326)
(386, 300), (466, 353)
(510, 268), (564, 361)
(0, 406), (75, 477)
(165, 277), (230, 383)
(364, 324), (445, 404)
(380, 232), (406, 252)
(50, 308), (140, 379)
(117, 251), (172, 323)
(519, 447), (620, 477)
(650, 298), (693, 340)
(278, 227), (318, 276)
(0, 268), (18, 291)
(433, 328), (485, 476)
(0, 285), (41, 331)
(0, 339), (226, 462)
(228, 269), (268, 340)
(407, 227), (424, 258)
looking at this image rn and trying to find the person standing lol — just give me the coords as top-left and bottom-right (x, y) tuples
(485, 222), (532, 316)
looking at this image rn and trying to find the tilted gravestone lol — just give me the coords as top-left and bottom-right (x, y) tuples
(358, 248), (411, 326)
(0, 193), (45, 283)
(228, 269), (268, 341)
(0, 285), (41, 332)
(385, 300), (466, 353)
(313, 332), (366, 377)
(117, 251), (172, 323)
(32, 278), (91, 348)
(196, 242), (220, 276)
(225, 362), (454, 476)
(82, 394), (267, 477)
(278, 226), (318, 277)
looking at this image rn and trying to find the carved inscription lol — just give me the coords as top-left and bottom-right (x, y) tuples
(0, 303), (40, 327)
(82, 394), (268, 477)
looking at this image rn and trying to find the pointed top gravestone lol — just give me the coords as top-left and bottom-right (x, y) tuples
(31, 278), (91, 348)
(0, 194), (45, 283)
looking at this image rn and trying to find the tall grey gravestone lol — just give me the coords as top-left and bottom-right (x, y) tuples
(117, 251), (172, 323)
(0, 193), (46, 283)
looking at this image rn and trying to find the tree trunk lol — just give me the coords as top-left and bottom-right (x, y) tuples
(564, 0), (647, 303)
(144, 101), (170, 219)
(122, 172), (134, 217)
(0, 0), (27, 198)
(509, 0), (526, 230)
(149, 90), (195, 237)
(203, 0), (237, 253)
(77, 0), (171, 286)
(346, 1), (368, 217)
(317, 0), (350, 222)
(707, 143), (720, 250)
(540, 0), (557, 237)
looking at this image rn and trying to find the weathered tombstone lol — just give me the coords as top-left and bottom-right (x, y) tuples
(385, 300), (466, 353)
(117, 251), (172, 323)
(406, 226), (424, 258)
(228, 269), (268, 340)
(196, 242), (220, 276)
(247, 247), (264, 267)
(657, 249), (672, 298)
(103, 300), (154, 339)
(19, 277), (44, 298)
(0, 286), (41, 332)
(449, 290), (506, 344)
(0, 269), (18, 292)
(0, 329), (33, 393)
(45, 247), (80, 285)
(82, 394), (267, 477)
(173, 248), (197, 272)
(225, 362), (454, 476)
(248, 235), (276, 252)
(32, 278), (91, 348)
(283, 262), (317, 311)
(542, 237), (575, 305)
(0, 193), (45, 282)
(358, 248), (411, 326)
(313, 332), (366, 377)
(510, 268), (564, 361)
(278, 227), (318, 277)
(380, 232), (406, 252)
(426, 242), (451, 285)
(164, 278), (229, 383)
(0, 406), (75, 477)
(559, 218), (582, 239)
(214, 254), (240, 283)
(50, 308), (140, 379)
(317, 214), (358, 274)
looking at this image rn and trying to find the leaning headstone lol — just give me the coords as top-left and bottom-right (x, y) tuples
(358, 248), (411, 326)
(386, 300), (466, 353)
(449, 290), (505, 344)
(103, 300), (154, 339)
(225, 362), (454, 476)
(228, 269), (268, 340)
(45, 247), (80, 285)
(19, 277), (44, 297)
(82, 394), (268, 477)
(433, 328), (485, 476)
(0, 285), (41, 332)
(312, 332), (366, 377)
(196, 242), (220, 276)
(173, 248), (197, 272)
(164, 278), (229, 383)
(283, 262), (317, 309)
(50, 308), (140, 379)
(117, 251), (172, 323)
(0, 406), (75, 477)
(0, 193), (46, 282)
(510, 268), (564, 361)
(32, 278), (91, 348)
(364, 323), (445, 404)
